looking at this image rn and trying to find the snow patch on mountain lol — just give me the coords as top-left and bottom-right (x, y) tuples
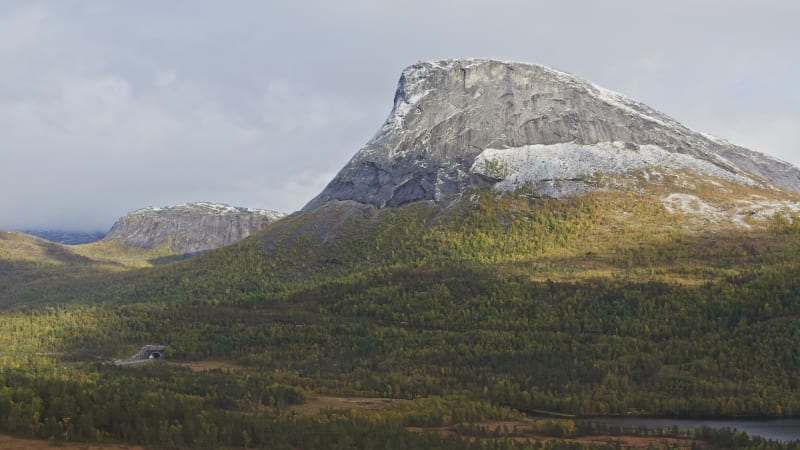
(661, 193), (800, 228)
(379, 64), (437, 134)
(132, 202), (284, 220)
(471, 142), (756, 196)
(661, 193), (718, 216)
(699, 132), (732, 146)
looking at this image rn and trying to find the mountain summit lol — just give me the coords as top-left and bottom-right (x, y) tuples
(304, 59), (800, 211)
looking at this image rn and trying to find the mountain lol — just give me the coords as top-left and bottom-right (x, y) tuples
(263, 58), (800, 267)
(305, 59), (800, 213)
(22, 229), (106, 245)
(104, 202), (285, 254)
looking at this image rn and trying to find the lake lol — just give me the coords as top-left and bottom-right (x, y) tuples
(589, 417), (800, 443)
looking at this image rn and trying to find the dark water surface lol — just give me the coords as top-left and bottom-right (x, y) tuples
(589, 417), (800, 443)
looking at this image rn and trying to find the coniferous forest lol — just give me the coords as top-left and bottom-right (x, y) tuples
(1, 189), (800, 448)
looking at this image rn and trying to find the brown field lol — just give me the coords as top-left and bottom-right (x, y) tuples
(289, 395), (406, 416)
(290, 399), (698, 449)
(0, 434), (146, 450)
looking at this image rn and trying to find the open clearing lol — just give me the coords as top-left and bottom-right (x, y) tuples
(173, 360), (250, 372)
(290, 398), (697, 449)
(289, 395), (407, 416)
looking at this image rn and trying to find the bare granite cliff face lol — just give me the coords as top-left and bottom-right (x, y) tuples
(304, 59), (800, 210)
(104, 202), (285, 254)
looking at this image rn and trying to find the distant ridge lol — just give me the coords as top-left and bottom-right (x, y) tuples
(104, 202), (285, 254)
(22, 229), (106, 245)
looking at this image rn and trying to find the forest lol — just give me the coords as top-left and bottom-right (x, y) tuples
(1, 187), (799, 448)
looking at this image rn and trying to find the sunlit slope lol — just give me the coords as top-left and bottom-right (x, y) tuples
(70, 239), (178, 268)
(0, 231), (95, 266)
(0, 231), (182, 309)
(4, 170), (800, 309)
(0, 231), (179, 269)
(245, 171), (800, 286)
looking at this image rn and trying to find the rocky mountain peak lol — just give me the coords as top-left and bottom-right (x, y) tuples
(304, 59), (800, 210)
(104, 202), (285, 254)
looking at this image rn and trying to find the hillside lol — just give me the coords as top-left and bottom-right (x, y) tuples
(0, 231), (94, 266)
(0, 60), (798, 449)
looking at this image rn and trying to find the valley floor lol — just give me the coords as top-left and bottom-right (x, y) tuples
(0, 429), (697, 450)
(2, 190), (800, 449)
(0, 433), (146, 450)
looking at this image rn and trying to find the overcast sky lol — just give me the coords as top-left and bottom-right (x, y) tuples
(1, 1), (798, 231)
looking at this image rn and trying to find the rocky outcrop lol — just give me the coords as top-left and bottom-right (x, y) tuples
(304, 59), (800, 210)
(104, 202), (285, 254)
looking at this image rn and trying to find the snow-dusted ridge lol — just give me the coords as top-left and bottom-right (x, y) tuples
(132, 202), (284, 219)
(471, 142), (757, 197)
